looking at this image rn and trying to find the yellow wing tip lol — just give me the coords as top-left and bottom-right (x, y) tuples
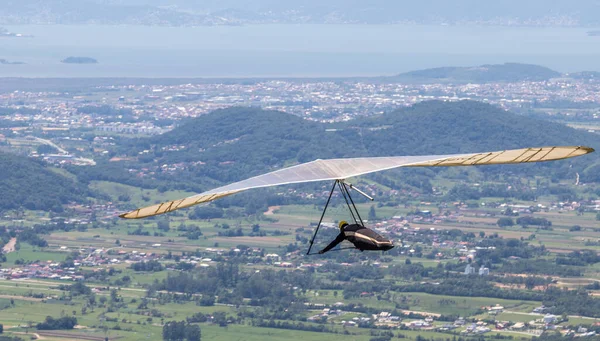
(119, 212), (134, 219)
(120, 210), (144, 219)
(581, 146), (595, 153)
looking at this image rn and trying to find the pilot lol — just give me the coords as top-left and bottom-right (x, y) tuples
(318, 220), (394, 254)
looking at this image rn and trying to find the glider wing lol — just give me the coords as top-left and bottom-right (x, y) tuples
(120, 146), (593, 219)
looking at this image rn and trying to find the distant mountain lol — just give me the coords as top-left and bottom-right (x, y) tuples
(98, 101), (599, 194)
(61, 57), (98, 64)
(0, 0), (206, 26)
(0, 152), (92, 212)
(0, 59), (25, 65)
(3, 0), (600, 26)
(387, 63), (561, 83)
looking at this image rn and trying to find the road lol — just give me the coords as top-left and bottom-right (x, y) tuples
(2, 237), (17, 253)
(34, 137), (96, 165)
(34, 137), (68, 154)
(504, 310), (599, 321)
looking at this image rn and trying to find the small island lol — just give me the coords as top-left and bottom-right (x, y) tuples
(0, 59), (25, 65)
(0, 27), (33, 38)
(388, 62), (561, 83)
(61, 57), (98, 64)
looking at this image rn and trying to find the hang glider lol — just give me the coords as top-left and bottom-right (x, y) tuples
(120, 146), (594, 219)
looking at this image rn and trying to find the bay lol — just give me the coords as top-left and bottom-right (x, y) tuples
(0, 24), (599, 78)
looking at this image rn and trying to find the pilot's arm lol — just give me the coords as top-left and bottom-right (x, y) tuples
(318, 232), (346, 254)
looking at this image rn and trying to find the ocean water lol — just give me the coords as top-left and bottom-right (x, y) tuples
(1, 24), (599, 78)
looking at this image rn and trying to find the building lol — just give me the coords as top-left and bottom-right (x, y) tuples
(512, 322), (526, 330)
(543, 314), (557, 324)
(464, 264), (476, 275)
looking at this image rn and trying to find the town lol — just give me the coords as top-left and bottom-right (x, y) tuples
(1, 75), (599, 169)
(1, 72), (600, 341)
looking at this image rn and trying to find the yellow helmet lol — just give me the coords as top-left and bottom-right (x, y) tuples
(338, 220), (348, 231)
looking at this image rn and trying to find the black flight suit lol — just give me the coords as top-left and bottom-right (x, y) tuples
(318, 223), (394, 254)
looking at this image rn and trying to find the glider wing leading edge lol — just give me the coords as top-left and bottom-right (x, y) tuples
(120, 146), (594, 219)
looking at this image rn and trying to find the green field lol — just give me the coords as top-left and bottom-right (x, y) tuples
(3, 179), (600, 341)
(4, 243), (69, 265)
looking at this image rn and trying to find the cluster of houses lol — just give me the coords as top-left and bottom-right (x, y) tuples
(301, 299), (600, 338)
(462, 322), (492, 334)
(0, 262), (83, 280)
(306, 306), (405, 328)
(307, 307), (346, 324)
(0, 246), (163, 280)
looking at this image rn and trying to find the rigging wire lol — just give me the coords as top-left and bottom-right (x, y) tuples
(306, 180), (338, 255)
(341, 182), (365, 227)
(337, 181), (358, 225)
(307, 179), (367, 255)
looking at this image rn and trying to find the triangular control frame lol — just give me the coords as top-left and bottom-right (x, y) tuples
(306, 180), (374, 255)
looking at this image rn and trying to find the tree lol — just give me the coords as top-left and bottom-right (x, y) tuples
(525, 276), (537, 290)
(110, 289), (119, 302)
(516, 216), (552, 228)
(67, 282), (91, 296)
(36, 144), (59, 155)
(157, 219), (170, 232)
(496, 217), (514, 227)
(199, 295), (215, 306)
(368, 205), (377, 221)
(162, 320), (200, 341)
(185, 324), (201, 341)
(36, 316), (77, 330)
(189, 206), (223, 219)
(163, 321), (185, 341)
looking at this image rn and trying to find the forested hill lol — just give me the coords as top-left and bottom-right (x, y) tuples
(104, 107), (366, 189)
(0, 152), (91, 211)
(354, 100), (599, 155)
(387, 63), (561, 83)
(353, 100), (600, 181)
(147, 107), (366, 171)
(106, 101), (600, 191)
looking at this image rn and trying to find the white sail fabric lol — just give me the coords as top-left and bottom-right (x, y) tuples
(120, 146), (594, 219)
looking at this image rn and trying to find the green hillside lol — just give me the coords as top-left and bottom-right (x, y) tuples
(355, 100), (599, 155)
(354, 100), (600, 181)
(94, 101), (600, 192)
(388, 63), (561, 83)
(150, 107), (363, 164)
(0, 152), (92, 211)
(112, 107), (366, 188)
